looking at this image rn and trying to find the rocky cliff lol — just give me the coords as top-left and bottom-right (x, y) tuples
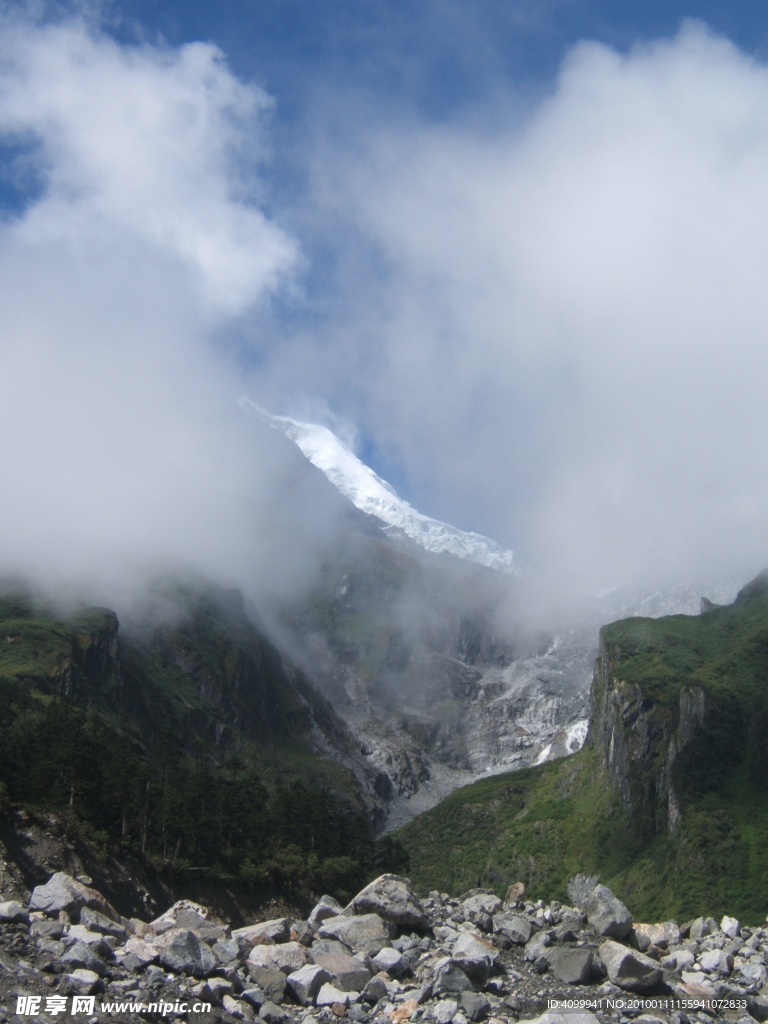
(396, 571), (768, 922)
(589, 633), (707, 837)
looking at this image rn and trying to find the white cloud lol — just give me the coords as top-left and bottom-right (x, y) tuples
(281, 20), (768, 589)
(0, 11), (337, 612)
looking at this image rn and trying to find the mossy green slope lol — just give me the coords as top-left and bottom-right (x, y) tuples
(395, 571), (768, 923)
(0, 582), (405, 906)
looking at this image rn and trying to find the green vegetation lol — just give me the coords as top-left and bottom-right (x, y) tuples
(396, 572), (768, 923)
(0, 583), (407, 907)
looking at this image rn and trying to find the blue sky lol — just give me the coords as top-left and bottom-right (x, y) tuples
(2, 0), (768, 600)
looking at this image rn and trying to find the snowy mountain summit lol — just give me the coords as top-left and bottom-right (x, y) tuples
(243, 400), (525, 575)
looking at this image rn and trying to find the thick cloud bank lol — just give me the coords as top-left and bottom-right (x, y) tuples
(0, 12), (326, 611)
(290, 22), (768, 589)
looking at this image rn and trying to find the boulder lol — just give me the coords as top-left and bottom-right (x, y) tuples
(546, 946), (593, 984)
(286, 963), (332, 1005)
(524, 931), (552, 961)
(318, 912), (393, 954)
(156, 928), (217, 977)
(452, 930), (498, 965)
(0, 899), (29, 924)
(462, 893), (503, 919)
(689, 916), (718, 941)
(258, 1000), (286, 1022)
(246, 965), (288, 1003)
(79, 908), (128, 941)
(62, 969), (102, 996)
(660, 948), (695, 971)
(310, 939), (372, 991)
(61, 941), (109, 977)
(308, 894), (343, 930)
(29, 872), (115, 919)
(493, 912), (533, 945)
(433, 999), (459, 1024)
(346, 874), (430, 931)
(372, 945), (408, 977)
(741, 962), (768, 988)
(699, 948), (733, 975)
(505, 882), (526, 905)
(232, 917), (291, 947)
(631, 921), (681, 950)
(432, 956), (473, 996)
(583, 884), (632, 939)
(461, 990), (491, 1022)
(316, 982), (350, 1007)
(600, 938), (663, 992)
(721, 915), (741, 938)
(248, 940), (309, 974)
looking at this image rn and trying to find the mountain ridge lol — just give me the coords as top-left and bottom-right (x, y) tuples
(243, 400), (526, 576)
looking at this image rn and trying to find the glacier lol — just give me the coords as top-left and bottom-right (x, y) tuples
(243, 400), (526, 575)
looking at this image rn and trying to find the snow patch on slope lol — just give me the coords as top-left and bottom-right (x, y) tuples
(243, 400), (525, 575)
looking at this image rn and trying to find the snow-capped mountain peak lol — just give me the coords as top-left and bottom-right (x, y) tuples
(242, 400), (525, 576)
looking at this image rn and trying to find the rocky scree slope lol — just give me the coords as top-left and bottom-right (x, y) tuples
(2, 869), (768, 1024)
(395, 571), (768, 923)
(276, 533), (594, 823)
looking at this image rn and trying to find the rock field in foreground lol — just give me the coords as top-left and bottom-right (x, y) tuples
(2, 871), (768, 1024)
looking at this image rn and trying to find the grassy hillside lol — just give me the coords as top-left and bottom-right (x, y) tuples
(395, 572), (768, 923)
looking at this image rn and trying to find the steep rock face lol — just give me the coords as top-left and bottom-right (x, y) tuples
(589, 631), (707, 836)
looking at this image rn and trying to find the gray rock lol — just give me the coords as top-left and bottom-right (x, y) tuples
(318, 912), (394, 955)
(62, 968), (102, 995)
(79, 907), (128, 941)
(347, 874), (430, 930)
(433, 998), (459, 1024)
(460, 990), (491, 1021)
(452, 930), (498, 965)
(246, 966), (288, 1003)
(212, 937), (242, 964)
(361, 972), (389, 1004)
(232, 918), (291, 947)
(699, 948), (733, 974)
(0, 899), (29, 923)
(524, 931), (552, 961)
(29, 872), (114, 919)
(290, 919), (314, 946)
(661, 948), (695, 971)
(462, 893), (503, 919)
(721, 915), (741, 938)
(241, 987), (267, 1010)
(61, 940), (109, 977)
(741, 962), (768, 988)
(689, 916), (718, 941)
(157, 928), (217, 977)
(286, 963), (332, 1005)
(316, 982), (351, 1007)
(600, 938), (663, 992)
(31, 919), (65, 939)
(248, 940), (309, 974)
(432, 956), (473, 996)
(150, 899), (210, 931)
(308, 894), (343, 930)
(372, 945), (408, 977)
(493, 912), (533, 945)
(583, 884), (633, 939)
(547, 946), (594, 984)
(310, 938), (372, 991)
(258, 1000), (286, 1022)
(631, 921), (681, 950)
